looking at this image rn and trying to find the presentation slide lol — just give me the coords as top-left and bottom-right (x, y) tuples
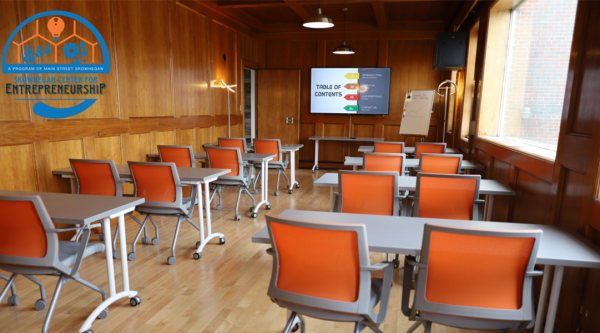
(310, 68), (391, 115)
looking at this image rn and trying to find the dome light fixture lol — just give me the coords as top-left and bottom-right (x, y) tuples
(303, 0), (334, 29)
(333, 8), (355, 55)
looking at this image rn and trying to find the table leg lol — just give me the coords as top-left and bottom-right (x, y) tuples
(289, 151), (299, 190)
(330, 187), (337, 212)
(534, 265), (554, 333)
(543, 266), (564, 333)
(353, 165), (358, 171)
(196, 180), (224, 254)
(485, 195), (495, 221)
(253, 159), (271, 213)
(312, 140), (319, 173)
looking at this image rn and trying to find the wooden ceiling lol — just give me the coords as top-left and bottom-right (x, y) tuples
(202, 0), (480, 35)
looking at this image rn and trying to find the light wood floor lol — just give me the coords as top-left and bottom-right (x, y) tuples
(2, 169), (504, 333)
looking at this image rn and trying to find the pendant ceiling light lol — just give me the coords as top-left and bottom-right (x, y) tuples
(303, 0), (334, 29)
(333, 8), (355, 55)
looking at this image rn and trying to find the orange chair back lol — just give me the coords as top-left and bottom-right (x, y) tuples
(130, 164), (177, 203)
(341, 173), (396, 216)
(71, 161), (117, 196)
(425, 230), (535, 310)
(0, 198), (51, 258)
(375, 142), (404, 154)
(417, 176), (477, 220)
(219, 138), (245, 153)
(159, 146), (193, 168)
(421, 155), (460, 174)
(364, 154), (404, 175)
(254, 140), (280, 162)
(269, 219), (361, 302)
(415, 144), (445, 159)
(206, 148), (240, 177)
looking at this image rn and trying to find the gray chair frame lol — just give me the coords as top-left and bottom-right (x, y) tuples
(252, 138), (290, 196)
(206, 147), (256, 221)
(401, 223), (543, 333)
(414, 142), (447, 158)
(415, 153), (463, 174)
(265, 215), (394, 333)
(373, 141), (405, 153)
(412, 173), (484, 221)
(0, 272), (46, 309)
(128, 162), (199, 265)
(0, 195), (107, 333)
(157, 145), (198, 168)
(70, 159), (153, 259)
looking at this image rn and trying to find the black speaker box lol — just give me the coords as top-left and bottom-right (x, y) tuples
(433, 32), (468, 71)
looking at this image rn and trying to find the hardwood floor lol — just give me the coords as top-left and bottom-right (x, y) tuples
(1, 169), (503, 333)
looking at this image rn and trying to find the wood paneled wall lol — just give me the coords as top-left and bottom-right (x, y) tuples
(0, 0), (258, 198)
(262, 34), (452, 169)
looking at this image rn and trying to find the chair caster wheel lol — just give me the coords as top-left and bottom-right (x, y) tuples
(152, 238), (159, 245)
(167, 256), (176, 265)
(130, 296), (141, 307)
(251, 213), (257, 218)
(7, 295), (19, 306)
(99, 234), (104, 241)
(266, 205), (271, 210)
(292, 323), (300, 332)
(252, 190), (258, 194)
(196, 241), (201, 248)
(249, 206), (255, 212)
(393, 259), (400, 269)
(84, 330), (94, 333)
(128, 252), (136, 261)
(235, 215), (241, 221)
(216, 204), (222, 211)
(193, 253), (202, 260)
(219, 237), (226, 245)
(295, 184), (300, 189)
(113, 251), (119, 260)
(35, 299), (46, 311)
(97, 308), (108, 319)
(141, 236), (149, 245)
(274, 191), (279, 196)
(288, 190), (293, 194)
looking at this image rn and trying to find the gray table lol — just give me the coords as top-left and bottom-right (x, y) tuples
(252, 209), (600, 333)
(308, 136), (385, 173)
(344, 156), (485, 171)
(53, 166), (231, 255)
(314, 173), (515, 220)
(0, 190), (144, 333)
(358, 145), (461, 154)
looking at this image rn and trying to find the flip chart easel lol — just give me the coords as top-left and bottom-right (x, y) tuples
(399, 90), (435, 142)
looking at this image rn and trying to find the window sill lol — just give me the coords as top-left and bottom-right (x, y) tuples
(478, 136), (556, 163)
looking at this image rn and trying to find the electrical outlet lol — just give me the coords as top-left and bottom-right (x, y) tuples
(286, 117), (294, 124)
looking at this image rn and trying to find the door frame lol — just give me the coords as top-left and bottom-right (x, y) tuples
(240, 59), (259, 141)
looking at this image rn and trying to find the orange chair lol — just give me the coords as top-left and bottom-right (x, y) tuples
(70, 159), (149, 259)
(0, 195), (107, 333)
(414, 142), (446, 159)
(363, 152), (406, 175)
(374, 141), (405, 154)
(128, 162), (203, 264)
(412, 173), (483, 221)
(265, 214), (394, 333)
(158, 145), (197, 168)
(206, 147), (256, 220)
(337, 171), (400, 216)
(218, 137), (248, 153)
(253, 139), (290, 196)
(416, 153), (463, 174)
(401, 223), (543, 333)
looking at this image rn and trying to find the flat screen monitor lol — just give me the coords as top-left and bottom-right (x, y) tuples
(310, 68), (391, 115)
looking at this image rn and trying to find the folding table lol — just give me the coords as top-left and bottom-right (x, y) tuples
(252, 210), (600, 333)
(358, 145), (461, 154)
(344, 156), (485, 171)
(313, 173), (515, 220)
(53, 165), (231, 256)
(308, 136), (384, 173)
(0, 190), (144, 333)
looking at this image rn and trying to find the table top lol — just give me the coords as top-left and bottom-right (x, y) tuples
(343, 156), (484, 170)
(0, 190), (145, 225)
(251, 210), (600, 269)
(358, 145), (461, 154)
(203, 143), (304, 152)
(146, 152), (276, 162)
(314, 173), (515, 196)
(53, 165), (231, 182)
(309, 136), (385, 142)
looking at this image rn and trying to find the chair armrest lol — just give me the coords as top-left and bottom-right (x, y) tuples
(369, 261), (394, 323)
(526, 266), (544, 277)
(401, 256), (417, 318)
(266, 248), (275, 256)
(360, 261), (392, 271)
(69, 228), (94, 276)
(47, 226), (92, 233)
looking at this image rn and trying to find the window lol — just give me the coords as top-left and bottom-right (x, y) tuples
(498, 0), (577, 151)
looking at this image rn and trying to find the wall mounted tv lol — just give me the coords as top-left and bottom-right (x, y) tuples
(310, 68), (391, 115)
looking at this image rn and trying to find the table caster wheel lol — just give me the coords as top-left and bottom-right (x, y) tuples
(219, 237), (226, 245)
(99, 234), (104, 241)
(97, 308), (108, 319)
(288, 189), (293, 194)
(292, 323), (300, 332)
(196, 241), (201, 248)
(252, 189), (258, 194)
(316, 166), (319, 170)
(234, 215), (241, 221)
(251, 213), (257, 218)
(249, 206), (255, 212)
(128, 252), (136, 261)
(141, 236), (149, 245)
(167, 256), (176, 265)
(266, 205), (271, 210)
(274, 191), (279, 196)
(152, 238), (159, 245)
(113, 251), (119, 260)
(295, 184), (300, 189)
(35, 299), (46, 311)
(193, 253), (202, 260)
(216, 204), (222, 211)
(130, 296), (141, 307)
(7, 295), (19, 306)
(84, 330), (94, 333)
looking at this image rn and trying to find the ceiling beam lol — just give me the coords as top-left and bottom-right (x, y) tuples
(219, 0), (447, 7)
(197, 1), (265, 31)
(260, 20), (445, 34)
(447, 0), (477, 32)
(372, 1), (388, 30)
(282, 0), (312, 21)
